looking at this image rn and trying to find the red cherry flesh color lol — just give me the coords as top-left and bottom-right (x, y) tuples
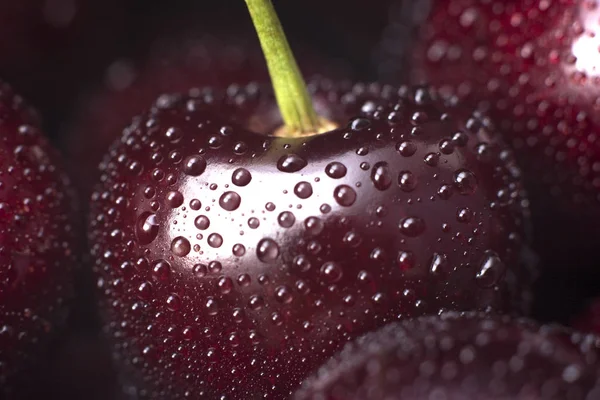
(88, 80), (536, 399)
(0, 81), (78, 398)
(379, 0), (600, 268)
(294, 311), (600, 400)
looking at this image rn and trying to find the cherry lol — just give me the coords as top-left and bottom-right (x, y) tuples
(379, 0), (600, 268)
(0, 81), (77, 397)
(63, 33), (353, 200)
(294, 311), (600, 400)
(88, 81), (537, 399)
(87, 1), (535, 398)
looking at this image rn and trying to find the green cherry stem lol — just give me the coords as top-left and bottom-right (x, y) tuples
(245, 0), (336, 137)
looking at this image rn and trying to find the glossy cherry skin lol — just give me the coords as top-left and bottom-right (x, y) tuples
(0, 81), (77, 397)
(88, 80), (535, 399)
(380, 0), (600, 268)
(294, 311), (600, 400)
(64, 33), (353, 200)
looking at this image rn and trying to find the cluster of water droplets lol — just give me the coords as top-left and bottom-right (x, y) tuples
(87, 81), (536, 399)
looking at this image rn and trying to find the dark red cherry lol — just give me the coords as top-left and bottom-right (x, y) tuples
(64, 33), (353, 200)
(0, 81), (77, 397)
(379, 0), (600, 269)
(294, 311), (600, 400)
(88, 80), (535, 399)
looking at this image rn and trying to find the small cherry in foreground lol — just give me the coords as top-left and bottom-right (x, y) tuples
(294, 312), (600, 400)
(88, 0), (536, 398)
(0, 81), (77, 397)
(380, 0), (600, 268)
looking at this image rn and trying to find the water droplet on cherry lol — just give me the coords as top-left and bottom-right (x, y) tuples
(325, 162), (347, 179)
(207, 233), (223, 248)
(277, 154), (307, 173)
(476, 251), (506, 287)
(397, 140), (417, 156)
(397, 251), (415, 271)
(275, 286), (293, 304)
(256, 238), (280, 262)
(166, 191), (184, 208)
(171, 236), (191, 257)
(429, 253), (449, 276)
(399, 217), (426, 237)
(183, 155), (206, 176)
(294, 182), (313, 199)
(350, 117), (371, 131)
(398, 171), (418, 192)
(304, 217), (324, 236)
(232, 243), (246, 257)
(371, 162), (392, 190)
(334, 185), (357, 207)
(278, 211), (296, 228)
(320, 262), (343, 283)
(135, 212), (159, 245)
(232, 168), (252, 187)
(454, 169), (478, 195)
(195, 215), (210, 230)
(219, 191), (241, 211)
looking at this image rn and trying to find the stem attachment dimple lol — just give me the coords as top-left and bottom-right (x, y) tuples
(245, 0), (336, 137)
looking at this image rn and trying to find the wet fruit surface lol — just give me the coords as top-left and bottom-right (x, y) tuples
(380, 0), (600, 267)
(0, 81), (77, 397)
(88, 80), (535, 399)
(294, 311), (600, 400)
